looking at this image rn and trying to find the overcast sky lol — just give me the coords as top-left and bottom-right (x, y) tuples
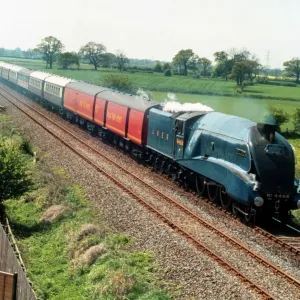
(1, 0), (299, 68)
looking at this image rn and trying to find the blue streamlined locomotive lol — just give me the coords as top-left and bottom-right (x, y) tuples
(146, 108), (300, 223)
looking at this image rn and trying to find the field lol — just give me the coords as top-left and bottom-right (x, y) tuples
(2, 57), (300, 101)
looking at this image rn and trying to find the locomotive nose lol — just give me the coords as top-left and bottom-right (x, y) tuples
(257, 123), (276, 142)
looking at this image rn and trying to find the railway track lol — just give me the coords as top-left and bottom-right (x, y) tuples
(254, 219), (300, 256)
(1, 85), (300, 299)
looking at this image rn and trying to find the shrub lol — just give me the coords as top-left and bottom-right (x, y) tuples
(265, 106), (289, 132)
(163, 69), (172, 77)
(153, 62), (162, 73)
(293, 108), (300, 133)
(103, 74), (133, 93)
(257, 77), (297, 87)
(20, 138), (34, 156)
(0, 138), (33, 205)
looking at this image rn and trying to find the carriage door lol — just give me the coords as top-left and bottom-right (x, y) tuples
(174, 120), (184, 160)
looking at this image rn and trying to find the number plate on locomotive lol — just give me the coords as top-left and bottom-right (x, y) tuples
(264, 144), (284, 156)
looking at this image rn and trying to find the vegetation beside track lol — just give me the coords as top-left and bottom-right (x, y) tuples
(0, 112), (170, 300)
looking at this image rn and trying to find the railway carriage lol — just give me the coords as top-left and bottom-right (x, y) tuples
(43, 76), (74, 109)
(8, 65), (23, 85)
(29, 71), (52, 98)
(97, 91), (158, 146)
(1, 63), (11, 80)
(17, 68), (33, 90)
(64, 81), (107, 129)
(64, 82), (158, 148)
(0, 62), (6, 77)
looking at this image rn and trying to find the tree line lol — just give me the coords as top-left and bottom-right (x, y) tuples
(170, 48), (300, 85)
(3, 36), (300, 85)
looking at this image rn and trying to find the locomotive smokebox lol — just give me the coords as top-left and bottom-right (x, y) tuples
(257, 123), (276, 142)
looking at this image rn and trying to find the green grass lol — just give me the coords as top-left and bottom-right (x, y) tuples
(4, 170), (170, 299)
(2, 57), (300, 101)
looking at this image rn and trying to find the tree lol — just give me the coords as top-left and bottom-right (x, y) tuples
(265, 106), (289, 132)
(58, 52), (80, 69)
(213, 51), (228, 63)
(162, 62), (171, 71)
(172, 49), (197, 76)
(232, 61), (249, 86)
(153, 61), (162, 72)
(0, 139), (33, 217)
(244, 60), (261, 82)
(115, 50), (129, 71)
(164, 69), (172, 76)
(103, 74), (133, 92)
(35, 36), (64, 69)
(101, 53), (116, 68)
(198, 57), (212, 77)
(283, 58), (300, 83)
(232, 59), (260, 85)
(213, 51), (232, 80)
(80, 42), (106, 70)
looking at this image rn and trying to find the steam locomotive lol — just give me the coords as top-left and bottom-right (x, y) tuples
(0, 61), (299, 223)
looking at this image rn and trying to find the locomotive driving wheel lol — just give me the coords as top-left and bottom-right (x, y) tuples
(207, 182), (220, 203)
(219, 186), (232, 209)
(195, 175), (206, 196)
(244, 206), (254, 223)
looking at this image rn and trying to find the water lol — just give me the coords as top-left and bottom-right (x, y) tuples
(152, 91), (300, 130)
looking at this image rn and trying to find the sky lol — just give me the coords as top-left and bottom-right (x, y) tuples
(1, 0), (299, 68)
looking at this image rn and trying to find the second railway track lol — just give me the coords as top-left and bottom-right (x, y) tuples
(1, 85), (300, 299)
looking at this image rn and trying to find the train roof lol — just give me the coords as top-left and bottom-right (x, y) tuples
(45, 75), (75, 87)
(30, 71), (53, 80)
(173, 111), (209, 120)
(5, 64), (23, 72)
(0, 62), (11, 68)
(66, 81), (108, 96)
(19, 68), (33, 76)
(194, 112), (256, 141)
(98, 90), (159, 112)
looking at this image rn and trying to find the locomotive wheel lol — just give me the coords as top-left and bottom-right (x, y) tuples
(207, 183), (220, 203)
(195, 175), (206, 196)
(244, 207), (253, 223)
(219, 186), (232, 209)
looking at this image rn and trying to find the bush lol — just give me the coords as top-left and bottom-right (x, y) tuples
(0, 138), (33, 204)
(293, 108), (300, 133)
(257, 77), (297, 87)
(163, 69), (172, 77)
(103, 74), (133, 93)
(153, 62), (162, 73)
(265, 106), (289, 132)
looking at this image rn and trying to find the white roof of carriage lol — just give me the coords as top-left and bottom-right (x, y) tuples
(45, 75), (75, 87)
(30, 71), (53, 81)
(7, 65), (24, 72)
(0, 62), (13, 68)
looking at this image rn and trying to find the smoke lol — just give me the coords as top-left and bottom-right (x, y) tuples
(136, 88), (152, 100)
(162, 93), (214, 113)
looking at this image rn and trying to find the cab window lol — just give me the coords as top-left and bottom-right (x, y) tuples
(175, 120), (184, 135)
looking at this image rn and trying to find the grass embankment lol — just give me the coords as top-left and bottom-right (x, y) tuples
(2, 57), (300, 101)
(0, 114), (169, 299)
